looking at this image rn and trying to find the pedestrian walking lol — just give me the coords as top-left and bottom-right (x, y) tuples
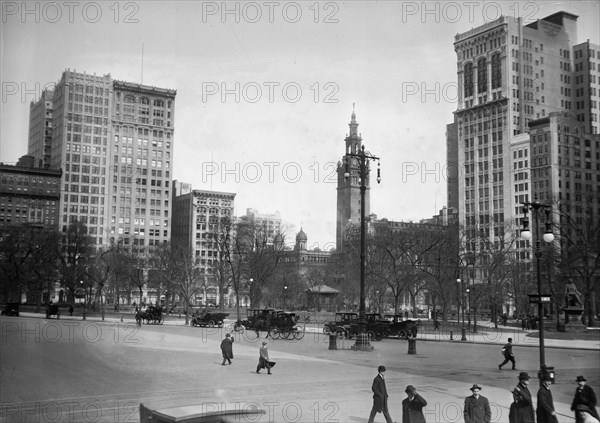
(69, 305), (74, 316)
(571, 376), (599, 423)
(433, 318), (440, 330)
(463, 384), (491, 423)
(367, 365), (394, 423)
(220, 333), (234, 365)
(537, 373), (558, 423)
(511, 372), (535, 423)
(256, 341), (273, 374)
(402, 385), (427, 423)
(499, 338), (516, 370)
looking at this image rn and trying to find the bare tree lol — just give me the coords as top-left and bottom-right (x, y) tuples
(172, 245), (204, 325)
(57, 221), (94, 305)
(555, 196), (600, 326)
(86, 247), (113, 320)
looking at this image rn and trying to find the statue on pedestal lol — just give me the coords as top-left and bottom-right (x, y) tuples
(564, 280), (583, 309)
(563, 279), (586, 329)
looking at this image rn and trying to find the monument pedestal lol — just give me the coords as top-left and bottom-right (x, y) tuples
(563, 307), (586, 331)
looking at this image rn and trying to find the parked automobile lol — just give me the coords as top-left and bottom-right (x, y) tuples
(1, 302), (20, 316)
(385, 314), (419, 339)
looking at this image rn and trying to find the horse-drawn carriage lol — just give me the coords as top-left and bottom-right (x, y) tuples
(241, 308), (304, 340)
(46, 303), (60, 319)
(136, 305), (164, 325)
(190, 311), (229, 327)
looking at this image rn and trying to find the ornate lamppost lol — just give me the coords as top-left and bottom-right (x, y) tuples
(457, 278), (466, 340)
(520, 201), (555, 381)
(344, 144), (380, 350)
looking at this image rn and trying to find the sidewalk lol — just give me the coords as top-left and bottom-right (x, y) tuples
(16, 311), (600, 350)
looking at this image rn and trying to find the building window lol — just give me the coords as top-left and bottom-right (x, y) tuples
(491, 53), (501, 89)
(464, 63), (474, 97)
(477, 58), (487, 93)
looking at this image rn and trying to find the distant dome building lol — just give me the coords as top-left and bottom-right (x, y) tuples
(295, 227), (307, 251)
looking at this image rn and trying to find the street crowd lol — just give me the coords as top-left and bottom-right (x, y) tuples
(366, 365), (598, 423)
(215, 332), (598, 423)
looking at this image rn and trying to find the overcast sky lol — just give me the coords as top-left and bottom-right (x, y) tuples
(1, 1), (599, 249)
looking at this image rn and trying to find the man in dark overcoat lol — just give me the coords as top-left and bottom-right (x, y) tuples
(464, 384), (491, 423)
(368, 365), (394, 423)
(220, 333), (234, 365)
(537, 374), (558, 423)
(499, 338), (516, 370)
(571, 376), (599, 423)
(402, 385), (427, 423)
(512, 372), (535, 423)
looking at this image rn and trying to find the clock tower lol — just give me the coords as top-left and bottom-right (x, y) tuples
(336, 107), (371, 251)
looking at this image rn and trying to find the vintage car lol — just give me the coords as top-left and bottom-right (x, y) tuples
(323, 312), (358, 335)
(385, 314), (419, 339)
(140, 402), (267, 423)
(1, 302), (20, 316)
(46, 303), (60, 319)
(190, 311), (229, 327)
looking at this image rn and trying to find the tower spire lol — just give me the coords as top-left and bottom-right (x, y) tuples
(349, 103), (359, 137)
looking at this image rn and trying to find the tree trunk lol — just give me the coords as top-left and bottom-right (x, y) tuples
(100, 285), (105, 321)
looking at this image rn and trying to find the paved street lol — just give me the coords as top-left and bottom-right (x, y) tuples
(1, 314), (599, 422)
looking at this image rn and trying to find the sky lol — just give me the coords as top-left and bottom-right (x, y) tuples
(1, 0), (599, 250)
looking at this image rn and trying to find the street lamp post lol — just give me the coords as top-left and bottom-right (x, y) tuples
(283, 285), (288, 310)
(344, 144), (380, 350)
(80, 280), (86, 320)
(457, 278), (466, 341)
(466, 287), (470, 329)
(520, 201), (554, 381)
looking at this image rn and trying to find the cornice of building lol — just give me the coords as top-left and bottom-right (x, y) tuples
(113, 80), (177, 98)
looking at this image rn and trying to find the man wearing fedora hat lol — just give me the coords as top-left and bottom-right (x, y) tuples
(368, 365), (394, 423)
(511, 372), (535, 423)
(402, 385), (427, 423)
(537, 373), (558, 423)
(464, 384), (491, 423)
(571, 376), (599, 423)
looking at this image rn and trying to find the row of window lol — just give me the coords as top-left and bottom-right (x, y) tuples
(463, 54), (502, 97)
(117, 93), (172, 109)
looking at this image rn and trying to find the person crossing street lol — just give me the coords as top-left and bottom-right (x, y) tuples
(499, 338), (516, 370)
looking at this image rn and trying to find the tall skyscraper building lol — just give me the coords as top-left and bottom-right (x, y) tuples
(28, 88), (54, 168)
(451, 12), (599, 281)
(172, 188), (235, 306)
(27, 70), (176, 247)
(110, 80), (176, 248)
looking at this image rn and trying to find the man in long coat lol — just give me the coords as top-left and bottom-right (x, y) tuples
(571, 376), (599, 423)
(464, 384), (491, 423)
(368, 365), (394, 423)
(402, 385), (427, 423)
(220, 333), (234, 365)
(512, 372), (535, 423)
(537, 374), (558, 423)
